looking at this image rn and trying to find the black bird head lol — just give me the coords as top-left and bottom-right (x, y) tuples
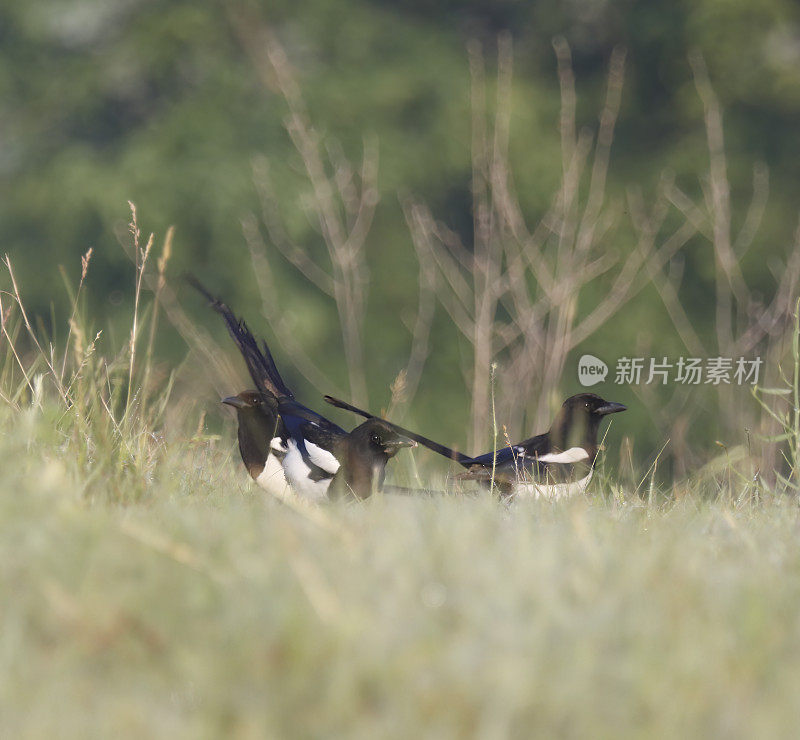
(222, 390), (282, 479)
(350, 418), (419, 460)
(222, 390), (264, 411)
(333, 418), (417, 499)
(548, 393), (626, 453)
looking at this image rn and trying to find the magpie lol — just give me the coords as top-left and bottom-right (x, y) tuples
(189, 277), (417, 500)
(221, 390), (290, 497)
(323, 393), (626, 499)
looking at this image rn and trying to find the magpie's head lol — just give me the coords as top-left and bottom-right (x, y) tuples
(351, 419), (418, 460)
(550, 393), (626, 450)
(222, 390), (280, 439)
(222, 390), (263, 411)
(222, 391), (282, 478)
(563, 393), (627, 418)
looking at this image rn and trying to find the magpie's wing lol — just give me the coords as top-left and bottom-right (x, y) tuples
(462, 445), (520, 468)
(467, 428), (562, 463)
(460, 435), (592, 485)
(513, 432), (551, 458)
(187, 275), (294, 400)
(323, 395), (473, 465)
(278, 398), (346, 482)
(512, 433), (593, 482)
(277, 398), (347, 437)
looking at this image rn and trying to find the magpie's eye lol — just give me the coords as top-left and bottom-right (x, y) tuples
(371, 434), (382, 445)
(585, 402), (590, 409)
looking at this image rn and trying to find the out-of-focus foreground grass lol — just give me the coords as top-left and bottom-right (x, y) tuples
(2, 225), (800, 738)
(2, 399), (800, 738)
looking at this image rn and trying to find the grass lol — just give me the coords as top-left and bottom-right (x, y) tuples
(3, 413), (800, 738)
(3, 227), (800, 738)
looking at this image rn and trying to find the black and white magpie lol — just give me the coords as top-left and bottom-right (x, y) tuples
(324, 393), (626, 499)
(221, 390), (289, 497)
(190, 277), (417, 500)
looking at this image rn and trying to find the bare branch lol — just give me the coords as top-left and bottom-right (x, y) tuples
(575, 46), (626, 260)
(734, 161), (769, 256)
(251, 158), (335, 296)
(690, 50), (750, 351)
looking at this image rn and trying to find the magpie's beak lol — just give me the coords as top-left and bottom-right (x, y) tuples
(222, 395), (248, 409)
(384, 436), (418, 452)
(596, 401), (627, 416)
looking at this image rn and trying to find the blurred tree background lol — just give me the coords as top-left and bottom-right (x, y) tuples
(2, 0), (800, 476)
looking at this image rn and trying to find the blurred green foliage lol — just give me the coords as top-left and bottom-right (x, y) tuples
(2, 0), (800, 467)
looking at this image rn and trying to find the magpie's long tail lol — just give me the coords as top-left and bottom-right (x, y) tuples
(323, 395), (473, 466)
(186, 274), (294, 400)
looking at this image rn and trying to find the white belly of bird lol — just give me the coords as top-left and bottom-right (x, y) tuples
(282, 439), (340, 501)
(254, 448), (290, 498)
(513, 471), (593, 500)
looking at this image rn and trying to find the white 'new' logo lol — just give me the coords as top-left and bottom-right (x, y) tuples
(578, 354), (608, 386)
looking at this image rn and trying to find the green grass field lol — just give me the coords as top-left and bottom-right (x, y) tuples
(2, 242), (799, 738)
(3, 401), (800, 738)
